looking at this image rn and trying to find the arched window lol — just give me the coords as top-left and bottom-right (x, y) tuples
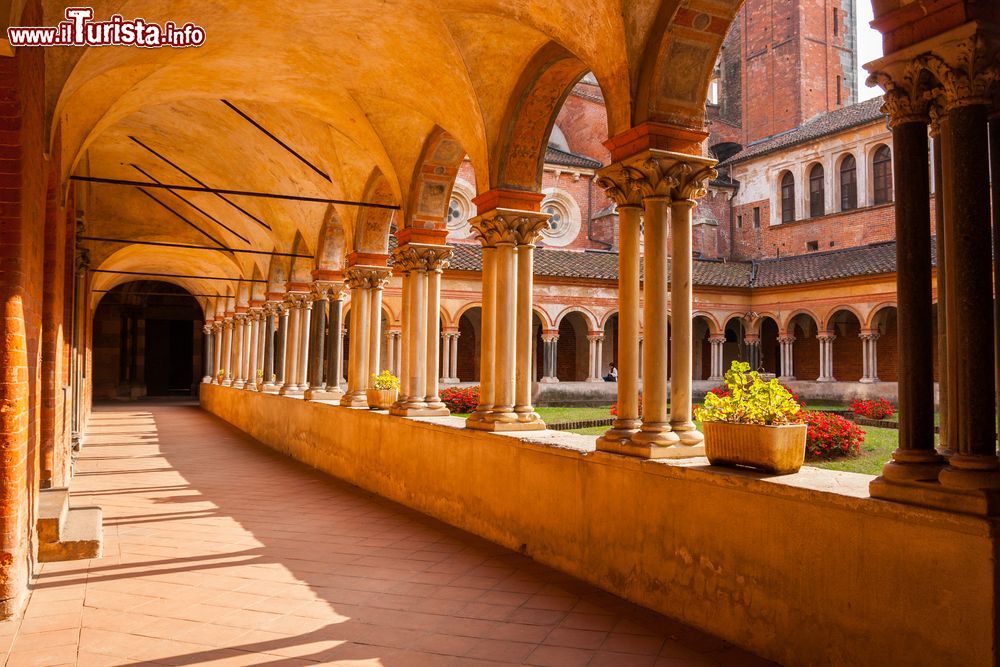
(839, 154), (857, 211)
(873, 145), (893, 204)
(809, 164), (825, 217)
(780, 172), (795, 223)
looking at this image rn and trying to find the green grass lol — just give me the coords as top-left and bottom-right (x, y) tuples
(450, 406), (612, 423)
(807, 425), (900, 475)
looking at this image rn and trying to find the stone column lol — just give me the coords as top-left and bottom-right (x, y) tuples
(242, 312), (254, 388)
(816, 332), (836, 382)
(367, 271), (388, 379)
(467, 209), (548, 431)
(245, 309), (261, 390)
(439, 332), (450, 383)
(777, 335), (795, 382)
(540, 333), (559, 383)
(268, 303), (288, 394)
(670, 174), (712, 447)
(280, 295), (306, 396)
(202, 325), (213, 383)
(304, 287), (328, 399)
(387, 330), (397, 378)
(296, 298), (312, 390)
(232, 314), (247, 389)
(393, 262), (413, 411)
(743, 333), (761, 372)
(932, 127), (952, 456)
(587, 334), (604, 382)
(212, 322), (224, 383)
(597, 167), (643, 450)
(342, 268), (373, 407)
(261, 303), (279, 393)
(449, 333), (460, 382)
(934, 70), (1000, 491)
(708, 334), (726, 383)
(391, 244), (449, 416)
(312, 289), (346, 401)
(860, 331), (880, 383)
(221, 319), (234, 386)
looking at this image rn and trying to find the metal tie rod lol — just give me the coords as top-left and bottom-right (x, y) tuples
(78, 236), (311, 258)
(70, 175), (400, 210)
(89, 268), (266, 282)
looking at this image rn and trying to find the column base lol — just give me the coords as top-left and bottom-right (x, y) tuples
(859, 377), (879, 384)
(939, 455), (1000, 491)
(391, 405), (450, 417)
(279, 384), (304, 396)
(816, 377), (837, 383)
(707, 376), (724, 384)
(304, 387), (343, 402)
(465, 407), (493, 425)
(514, 406), (544, 425)
(605, 438), (706, 460)
(539, 376), (559, 383)
(596, 420), (641, 451)
(467, 415), (546, 432)
(244, 382), (261, 392)
(585, 378), (605, 383)
(340, 392), (369, 408)
(881, 449), (945, 482)
(232, 380), (246, 389)
(777, 375), (795, 383)
(202, 376), (213, 384)
(261, 383), (281, 394)
(870, 476), (1000, 516)
(670, 421), (705, 447)
(221, 379), (234, 387)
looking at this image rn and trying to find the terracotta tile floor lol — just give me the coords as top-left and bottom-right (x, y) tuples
(2, 402), (774, 666)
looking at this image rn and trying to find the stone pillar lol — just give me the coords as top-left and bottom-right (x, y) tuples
(342, 268), (373, 407)
(708, 334), (726, 383)
(304, 287), (328, 399)
(280, 294), (307, 396)
(743, 333), (761, 372)
(245, 309), (261, 390)
(777, 335), (795, 382)
(368, 273), (386, 379)
(587, 334), (604, 382)
(387, 330), (398, 378)
(212, 322), (224, 383)
(242, 312), (254, 388)
(202, 325), (213, 383)
(449, 333), (460, 382)
(313, 290), (346, 401)
(935, 78), (999, 491)
(391, 244), (450, 416)
(467, 208), (548, 431)
(540, 333), (559, 383)
(221, 319), (234, 386)
(296, 298), (312, 390)
(816, 332), (836, 382)
(232, 314), (247, 389)
(261, 303), (279, 393)
(669, 190), (707, 446)
(269, 303), (288, 394)
(932, 128), (952, 456)
(439, 332), (450, 383)
(597, 167), (643, 450)
(860, 331), (880, 383)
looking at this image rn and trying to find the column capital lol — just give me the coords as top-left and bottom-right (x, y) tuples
(708, 334), (727, 344)
(202, 324), (213, 335)
(283, 291), (311, 306)
(311, 280), (346, 301)
(233, 312), (247, 323)
(541, 333), (559, 344)
(345, 265), (391, 290)
(613, 149), (718, 202)
(469, 209), (550, 248)
(859, 330), (881, 342)
(594, 163), (644, 209)
(817, 331), (837, 343)
(392, 243), (453, 274)
(587, 333), (605, 343)
(777, 334), (796, 345)
(867, 59), (935, 126)
(743, 333), (761, 345)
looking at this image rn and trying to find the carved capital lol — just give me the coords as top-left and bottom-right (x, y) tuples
(778, 335), (796, 345)
(921, 35), (999, 112)
(817, 332), (837, 343)
(202, 325), (213, 335)
(469, 209), (550, 247)
(311, 280), (347, 302)
(867, 59), (934, 126)
(618, 149), (717, 202)
(860, 331), (881, 342)
(708, 334), (727, 345)
(595, 163), (644, 208)
(587, 334), (605, 344)
(345, 265), (391, 290)
(541, 333), (559, 344)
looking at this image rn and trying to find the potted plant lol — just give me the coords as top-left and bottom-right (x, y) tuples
(255, 369), (264, 390)
(216, 368), (224, 382)
(366, 370), (400, 409)
(695, 360), (806, 474)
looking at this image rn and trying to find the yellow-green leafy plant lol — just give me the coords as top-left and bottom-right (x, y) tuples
(369, 369), (400, 391)
(695, 360), (801, 425)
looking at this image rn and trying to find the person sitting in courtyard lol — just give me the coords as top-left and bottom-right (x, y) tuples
(604, 362), (618, 382)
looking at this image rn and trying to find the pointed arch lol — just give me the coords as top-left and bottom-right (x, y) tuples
(355, 169), (398, 253)
(406, 127), (468, 229)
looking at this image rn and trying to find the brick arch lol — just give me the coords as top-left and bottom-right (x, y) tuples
(553, 306), (599, 332)
(405, 128), (467, 230)
(286, 232), (314, 290)
(233, 276), (249, 308)
(454, 301), (484, 326)
(821, 305), (864, 332)
(492, 42), (590, 192)
(633, 0), (741, 130)
(691, 311), (722, 336)
(828, 308), (864, 382)
(865, 302), (898, 329)
(781, 309), (821, 334)
(265, 252), (287, 299)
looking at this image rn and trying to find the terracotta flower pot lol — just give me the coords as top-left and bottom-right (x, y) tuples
(366, 388), (398, 409)
(703, 421), (807, 475)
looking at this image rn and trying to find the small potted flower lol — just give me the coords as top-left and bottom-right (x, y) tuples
(216, 368), (224, 382)
(255, 369), (264, 390)
(366, 370), (400, 409)
(695, 360), (806, 474)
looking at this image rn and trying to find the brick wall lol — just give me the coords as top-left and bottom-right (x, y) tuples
(0, 0), (47, 619)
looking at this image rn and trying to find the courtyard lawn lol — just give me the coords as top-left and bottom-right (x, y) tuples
(452, 406), (612, 422)
(808, 425), (899, 475)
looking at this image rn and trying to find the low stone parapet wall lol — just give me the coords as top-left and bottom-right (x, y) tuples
(201, 383), (996, 667)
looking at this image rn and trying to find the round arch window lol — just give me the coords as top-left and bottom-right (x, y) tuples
(446, 179), (476, 237)
(539, 188), (581, 247)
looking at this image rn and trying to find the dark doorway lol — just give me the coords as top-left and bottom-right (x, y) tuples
(145, 319), (195, 395)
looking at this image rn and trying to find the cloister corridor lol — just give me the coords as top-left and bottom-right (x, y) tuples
(0, 403), (769, 667)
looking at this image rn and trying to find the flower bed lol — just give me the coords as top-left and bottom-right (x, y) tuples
(850, 397), (895, 420)
(440, 385), (480, 413)
(800, 410), (865, 459)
